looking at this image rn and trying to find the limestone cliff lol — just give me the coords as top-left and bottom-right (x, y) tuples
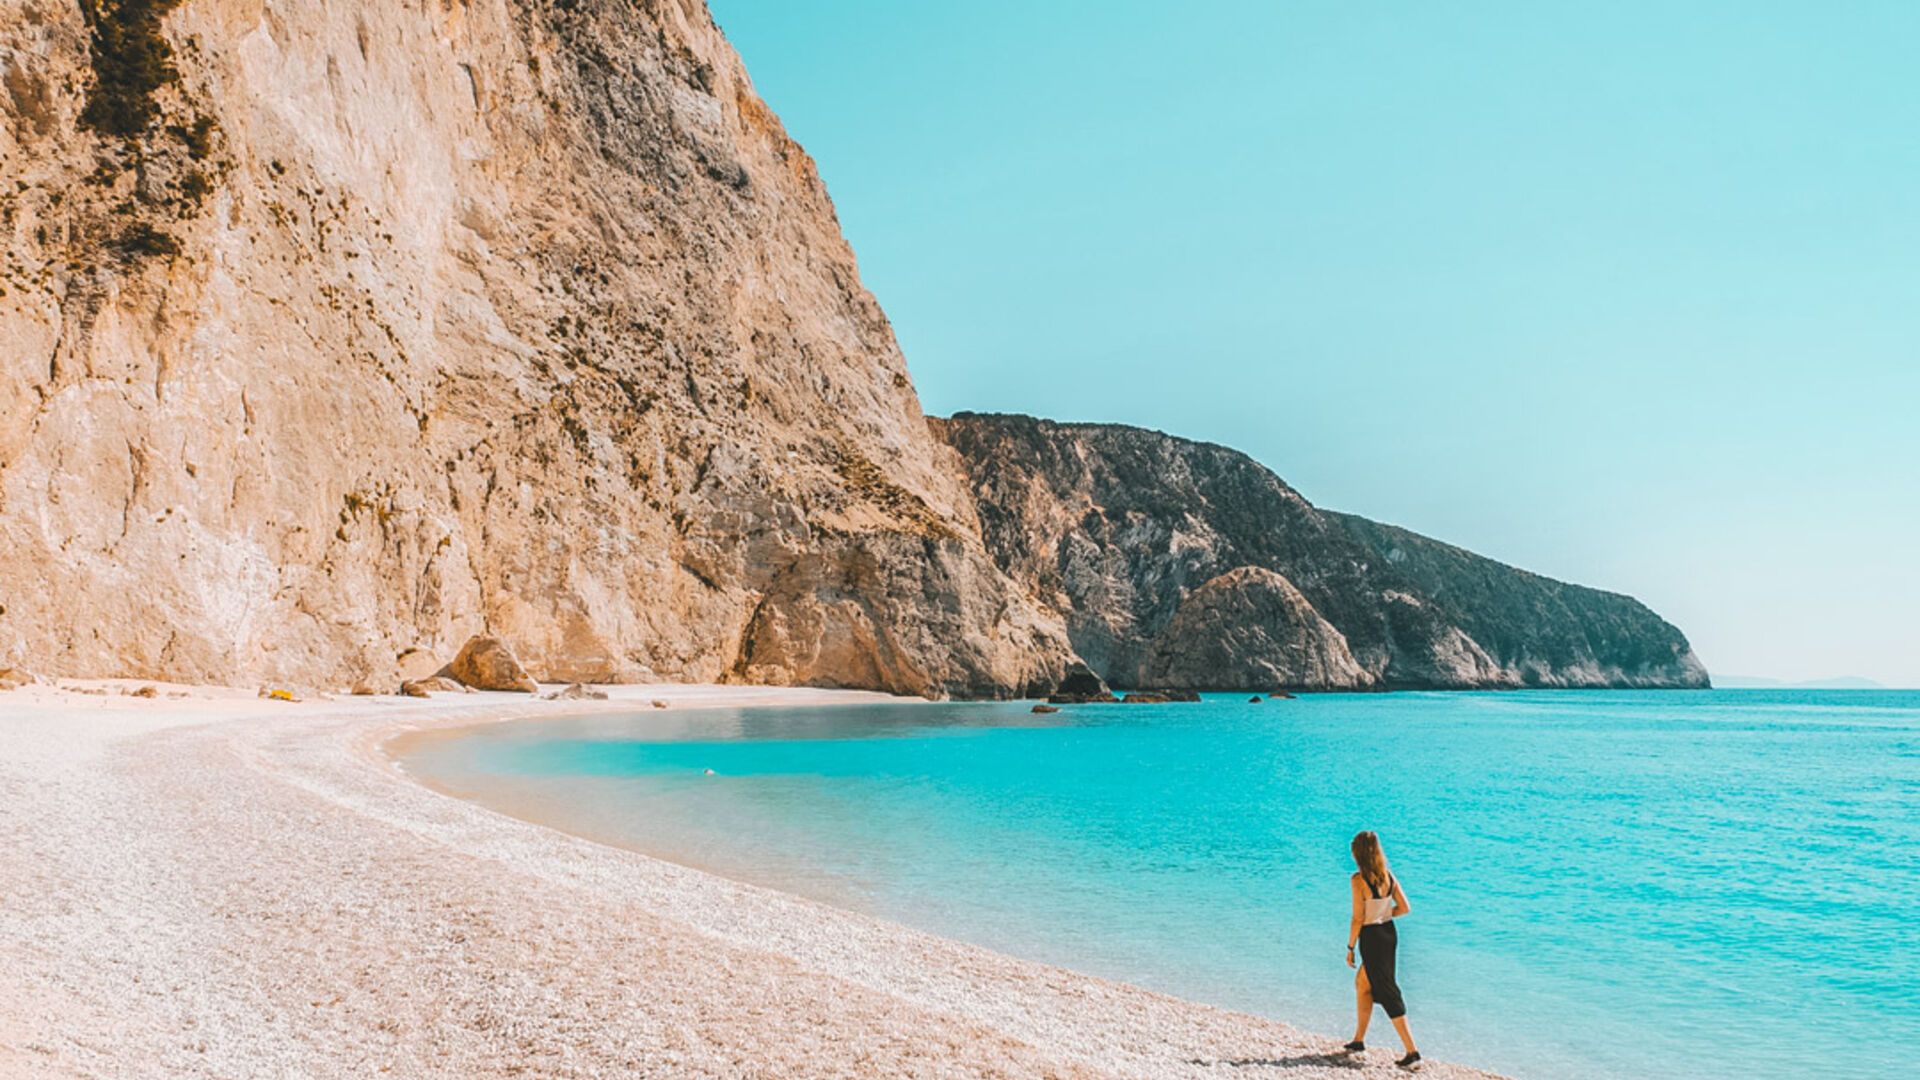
(932, 413), (1709, 691)
(0, 0), (1071, 696)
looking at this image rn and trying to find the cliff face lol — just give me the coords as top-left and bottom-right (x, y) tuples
(0, 0), (1071, 696)
(932, 413), (1709, 691)
(0, 3), (1708, 698)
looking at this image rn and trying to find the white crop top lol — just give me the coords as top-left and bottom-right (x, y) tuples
(1362, 874), (1397, 925)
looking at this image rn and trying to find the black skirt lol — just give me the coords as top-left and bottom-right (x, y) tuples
(1359, 920), (1406, 1019)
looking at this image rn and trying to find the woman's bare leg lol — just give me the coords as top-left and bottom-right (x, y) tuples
(1390, 1014), (1418, 1055)
(1351, 967), (1373, 1043)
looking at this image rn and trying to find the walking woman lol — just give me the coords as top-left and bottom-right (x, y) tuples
(1344, 830), (1421, 1070)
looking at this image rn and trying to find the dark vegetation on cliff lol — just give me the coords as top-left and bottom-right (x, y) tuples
(77, 0), (185, 138)
(70, 0), (222, 266)
(933, 412), (1709, 692)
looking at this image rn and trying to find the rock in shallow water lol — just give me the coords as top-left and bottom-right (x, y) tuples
(1047, 662), (1118, 704)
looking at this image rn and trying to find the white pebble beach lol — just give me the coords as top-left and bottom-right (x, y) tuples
(0, 681), (1507, 1079)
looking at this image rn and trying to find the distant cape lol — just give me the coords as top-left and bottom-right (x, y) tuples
(933, 413), (1709, 692)
(1712, 675), (1885, 689)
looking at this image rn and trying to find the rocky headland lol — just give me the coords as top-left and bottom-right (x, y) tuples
(933, 413), (1709, 691)
(0, 1), (1705, 696)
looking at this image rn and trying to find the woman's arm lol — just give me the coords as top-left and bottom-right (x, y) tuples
(1390, 876), (1411, 918)
(1346, 875), (1363, 966)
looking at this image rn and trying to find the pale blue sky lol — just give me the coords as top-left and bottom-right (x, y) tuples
(710, 1), (1920, 686)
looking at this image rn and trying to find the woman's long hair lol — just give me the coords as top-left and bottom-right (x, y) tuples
(1351, 830), (1390, 893)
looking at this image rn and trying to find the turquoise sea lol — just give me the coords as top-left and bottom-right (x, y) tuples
(398, 690), (1918, 1079)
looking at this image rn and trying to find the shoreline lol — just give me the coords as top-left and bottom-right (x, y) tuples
(0, 680), (1506, 1078)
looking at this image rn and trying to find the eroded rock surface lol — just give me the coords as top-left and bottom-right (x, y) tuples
(0, 0), (1069, 697)
(933, 413), (1709, 691)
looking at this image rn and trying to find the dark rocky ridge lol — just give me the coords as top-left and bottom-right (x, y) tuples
(931, 413), (1709, 691)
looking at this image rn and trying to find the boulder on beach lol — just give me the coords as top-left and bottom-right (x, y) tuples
(395, 648), (441, 682)
(544, 683), (609, 701)
(444, 636), (538, 693)
(400, 676), (468, 698)
(0, 667), (40, 690)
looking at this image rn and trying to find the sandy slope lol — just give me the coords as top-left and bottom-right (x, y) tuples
(0, 682), (1505, 1079)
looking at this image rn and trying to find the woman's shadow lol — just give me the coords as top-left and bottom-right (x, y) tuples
(1190, 1051), (1365, 1070)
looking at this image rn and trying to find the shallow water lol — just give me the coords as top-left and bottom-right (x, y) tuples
(399, 690), (1918, 1080)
